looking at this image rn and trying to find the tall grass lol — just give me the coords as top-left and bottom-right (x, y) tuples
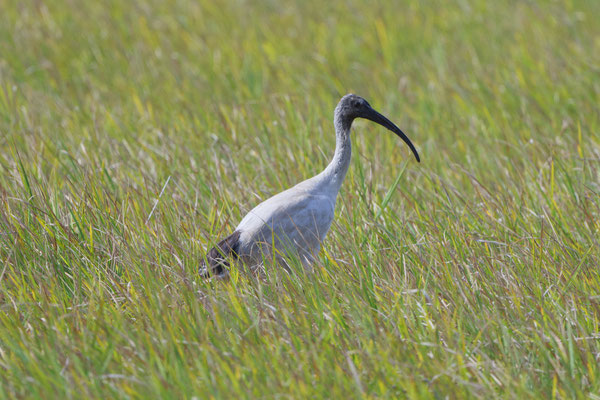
(1, 0), (599, 397)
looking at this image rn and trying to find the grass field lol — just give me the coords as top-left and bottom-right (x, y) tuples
(1, 0), (599, 398)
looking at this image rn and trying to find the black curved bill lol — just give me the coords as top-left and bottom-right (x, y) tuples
(362, 108), (421, 162)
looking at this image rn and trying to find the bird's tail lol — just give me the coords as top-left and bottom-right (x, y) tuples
(199, 230), (241, 278)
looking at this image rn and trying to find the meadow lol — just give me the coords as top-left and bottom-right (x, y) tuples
(1, 0), (599, 398)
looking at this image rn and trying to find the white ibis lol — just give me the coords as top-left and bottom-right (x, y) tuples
(200, 94), (420, 277)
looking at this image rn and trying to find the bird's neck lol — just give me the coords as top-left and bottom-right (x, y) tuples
(322, 114), (352, 192)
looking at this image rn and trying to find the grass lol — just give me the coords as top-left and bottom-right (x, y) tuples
(0, 0), (599, 398)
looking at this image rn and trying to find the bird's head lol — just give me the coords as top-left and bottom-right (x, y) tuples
(335, 94), (420, 162)
(336, 94), (373, 119)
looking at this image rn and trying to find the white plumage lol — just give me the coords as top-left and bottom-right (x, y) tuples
(200, 94), (420, 277)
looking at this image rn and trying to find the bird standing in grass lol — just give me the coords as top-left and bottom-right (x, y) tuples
(200, 94), (420, 277)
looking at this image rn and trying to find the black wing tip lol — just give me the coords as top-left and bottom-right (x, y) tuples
(200, 230), (241, 278)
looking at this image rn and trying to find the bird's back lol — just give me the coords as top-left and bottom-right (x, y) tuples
(235, 179), (337, 267)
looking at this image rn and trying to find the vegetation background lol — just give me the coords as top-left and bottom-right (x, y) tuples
(1, 0), (599, 398)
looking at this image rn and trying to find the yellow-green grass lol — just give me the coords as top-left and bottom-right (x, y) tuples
(1, 0), (599, 398)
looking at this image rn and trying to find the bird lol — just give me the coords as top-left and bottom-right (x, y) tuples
(200, 94), (420, 278)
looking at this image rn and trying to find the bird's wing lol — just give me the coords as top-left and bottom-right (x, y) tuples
(237, 190), (336, 251)
(199, 230), (241, 277)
